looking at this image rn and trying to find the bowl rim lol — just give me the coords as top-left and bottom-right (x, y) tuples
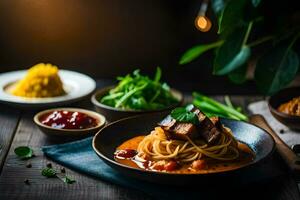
(267, 87), (300, 120)
(34, 107), (106, 132)
(91, 85), (183, 113)
(92, 113), (275, 176)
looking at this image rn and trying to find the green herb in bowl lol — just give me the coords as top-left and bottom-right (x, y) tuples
(100, 67), (179, 110)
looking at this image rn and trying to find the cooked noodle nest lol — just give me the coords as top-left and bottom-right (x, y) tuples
(137, 127), (239, 162)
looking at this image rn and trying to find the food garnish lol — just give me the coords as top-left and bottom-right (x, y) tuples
(62, 176), (76, 184)
(14, 146), (34, 159)
(41, 167), (76, 184)
(41, 167), (57, 178)
(100, 67), (179, 110)
(170, 104), (198, 124)
(11, 63), (65, 98)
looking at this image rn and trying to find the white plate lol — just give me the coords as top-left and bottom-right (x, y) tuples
(0, 70), (96, 108)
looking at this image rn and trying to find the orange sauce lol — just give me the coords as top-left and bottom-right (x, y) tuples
(115, 136), (255, 174)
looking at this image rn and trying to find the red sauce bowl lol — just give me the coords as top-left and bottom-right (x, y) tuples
(34, 108), (106, 138)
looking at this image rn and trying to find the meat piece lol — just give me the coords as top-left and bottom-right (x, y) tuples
(197, 117), (221, 143)
(167, 123), (198, 140)
(159, 115), (198, 140)
(187, 106), (221, 143)
(158, 115), (176, 131)
(158, 106), (221, 143)
(209, 116), (219, 125)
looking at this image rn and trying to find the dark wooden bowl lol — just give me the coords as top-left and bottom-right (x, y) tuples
(268, 87), (300, 130)
(91, 86), (183, 122)
(92, 112), (275, 185)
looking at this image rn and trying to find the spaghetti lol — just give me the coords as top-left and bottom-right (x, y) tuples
(137, 126), (239, 163)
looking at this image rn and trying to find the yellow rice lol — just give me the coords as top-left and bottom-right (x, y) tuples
(11, 63), (65, 98)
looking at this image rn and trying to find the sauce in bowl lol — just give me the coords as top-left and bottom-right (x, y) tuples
(40, 110), (98, 129)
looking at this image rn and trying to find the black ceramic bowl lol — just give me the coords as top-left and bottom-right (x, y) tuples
(91, 86), (183, 122)
(268, 87), (300, 130)
(92, 112), (275, 185)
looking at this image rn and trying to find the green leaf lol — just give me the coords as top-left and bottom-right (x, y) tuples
(41, 168), (57, 178)
(211, 0), (228, 16)
(255, 42), (299, 95)
(179, 41), (223, 65)
(170, 106), (198, 124)
(62, 176), (76, 184)
(214, 26), (251, 75)
(218, 0), (247, 35)
(215, 46), (250, 75)
(101, 68), (178, 110)
(251, 0), (261, 7)
(228, 64), (248, 84)
(14, 146), (33, 159)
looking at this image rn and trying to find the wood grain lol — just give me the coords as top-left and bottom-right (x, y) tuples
(0, 111), (152, 200)
(0, 106), (20, 172)
(250, 115), (300, 180)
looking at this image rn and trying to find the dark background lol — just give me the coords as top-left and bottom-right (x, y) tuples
(0, 0), (267, 94)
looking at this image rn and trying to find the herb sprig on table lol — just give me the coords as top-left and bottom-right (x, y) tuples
(14, 146), (34, 159)
(100, 67), (179, 110)
(41, 167), (76, 184)
(14, 146), (75, 185)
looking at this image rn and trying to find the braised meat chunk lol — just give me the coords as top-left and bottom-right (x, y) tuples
(158, 106), (221, 143)
(158, 115), (198, 140)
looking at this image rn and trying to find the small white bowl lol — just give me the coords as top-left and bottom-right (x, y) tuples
(34, 108), (106, 138)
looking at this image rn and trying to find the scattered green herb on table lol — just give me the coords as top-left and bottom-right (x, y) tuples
(62, 176), (76, 184)
(14, 146), (34, 159)
(41, 167), (76, 184)
(100, 67), (179, 110)
(41, 167), (57, 177)
(192, 92), (248, 121)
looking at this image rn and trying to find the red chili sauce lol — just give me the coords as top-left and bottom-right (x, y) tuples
(40, 110), (98, 129)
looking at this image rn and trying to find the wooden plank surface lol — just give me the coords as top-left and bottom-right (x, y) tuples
(0, 111), (151, 200)
(0, 95), (299, 200)
(0, 106), (20, 172)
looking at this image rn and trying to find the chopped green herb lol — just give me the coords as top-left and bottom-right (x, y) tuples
(41, 167), (76, 184)
(41, 167), (57, 178)
(14, 146), (33, 159)
(62, 176), (76, 184)
(171, 104), (198, 124)
(100, 67), (179, 110)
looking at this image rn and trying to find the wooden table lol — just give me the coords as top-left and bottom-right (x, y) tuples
(0, 89), (299, 199)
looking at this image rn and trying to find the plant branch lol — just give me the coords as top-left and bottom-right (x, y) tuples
(242, 21), (253, 46)
(289, 32), (300, 49)
(248, 36), (274, 47)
